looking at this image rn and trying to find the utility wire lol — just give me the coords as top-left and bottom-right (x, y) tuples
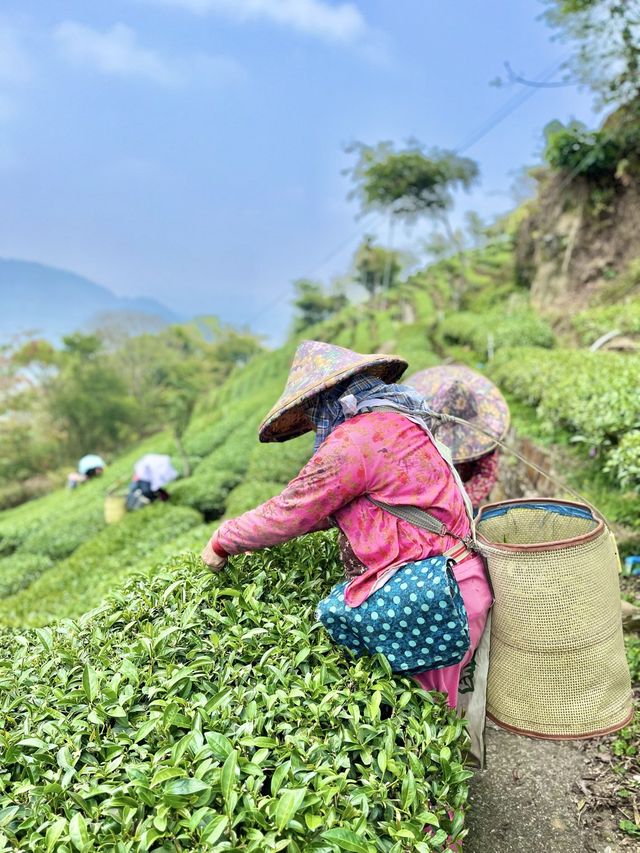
(455, 57), (567, 153)
(243, 211), (381, 328)
(243, 56), (570, 328)
(503, 61), (576, 89)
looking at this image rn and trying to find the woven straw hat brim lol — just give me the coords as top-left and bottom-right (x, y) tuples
(407, 365), (510, 462)
(259, 355), (407, 443)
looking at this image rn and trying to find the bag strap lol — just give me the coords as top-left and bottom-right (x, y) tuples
(367, 496), (446, 536)
(367, 495), (477, 552)
(355, 401), (478, 541)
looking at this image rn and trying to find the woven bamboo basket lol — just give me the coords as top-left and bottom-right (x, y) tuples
(476, 498), (633, 739)
(104, 494), (126, 524)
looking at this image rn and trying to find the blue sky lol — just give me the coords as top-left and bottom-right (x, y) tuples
(0, 1), (597, 341)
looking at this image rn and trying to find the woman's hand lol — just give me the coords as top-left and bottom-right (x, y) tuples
(201, 538), (227, 571)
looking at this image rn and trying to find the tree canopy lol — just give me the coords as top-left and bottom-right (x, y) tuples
(346, 141), (479, 223)
(291, 279), (347, 333)
(543, 0), (640, 107)
(353, 237), (402, 298)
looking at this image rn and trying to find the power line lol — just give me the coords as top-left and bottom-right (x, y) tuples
(503, 61), (576, 89)
(243, 56), (570, 329)
(243, 211), (381, 328)
(455, 58), (567, 154)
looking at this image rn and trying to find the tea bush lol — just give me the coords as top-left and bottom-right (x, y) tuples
(442, 309), (554, 356)
(246, 434), (314, 485)
(0, 552), (54, 598)
(20, 504), (106, 561)
(572, 300), (640, 346)
(490, 348), (640, 486)
(171, 428), (257, 518)
(0, 504), (202, 627)
(0, 534), (471, 851)
(223, 481), (284, 517)
(604, 430), (640, 489)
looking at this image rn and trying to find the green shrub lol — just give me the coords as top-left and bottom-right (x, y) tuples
(544, 120), (640, 180)
(172, 424), (258, 517)
(572, 300), (640, 346)
(0, 552), (54, 598)
(0, 534), (470, 851)
(246, 434), (314, 485)
(223, 481), (284, 517)
(442, 309), (554, 356)
(604, 430), (640, 488)
(0, 504), (202, 627)
(172, 469), (247, 518)
(491, 348), (640, 487)
(20, 504), (105, 561)
(182, 401), (263, 467)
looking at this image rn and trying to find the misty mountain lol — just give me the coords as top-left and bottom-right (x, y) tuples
(0, 259), (180, 341)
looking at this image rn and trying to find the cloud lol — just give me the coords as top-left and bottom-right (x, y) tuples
(54, 21), (180, 85)
(53, 21), (242, 86)
(142, 0), (368, 44)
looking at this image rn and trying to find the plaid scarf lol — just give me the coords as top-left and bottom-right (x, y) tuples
(306, 374), (430, 453)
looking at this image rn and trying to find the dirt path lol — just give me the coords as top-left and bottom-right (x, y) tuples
(466, 723), (627, 853)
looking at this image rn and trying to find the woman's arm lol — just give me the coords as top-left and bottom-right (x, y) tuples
(211, 430), (366, 557)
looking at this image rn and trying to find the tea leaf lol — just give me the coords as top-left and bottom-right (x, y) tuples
(68, 813), (89, 851)
(275, 787), (307, 831)
(82, 664), (98, 703)
(321, 827), (373, 852)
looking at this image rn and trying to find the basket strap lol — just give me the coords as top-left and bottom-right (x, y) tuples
(429, 411), (603, 520)
(367, 496), (478, 555)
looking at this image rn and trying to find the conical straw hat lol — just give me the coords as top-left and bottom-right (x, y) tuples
(407, 364), (510, 462)
(259, 340), (408, 443)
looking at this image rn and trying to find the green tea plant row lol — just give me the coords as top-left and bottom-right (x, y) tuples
(0, 533), (471, 852)
(0, 552), (54, 599)
(490, 347), (640, 486)
(571, 299), (640, 346)
(0, 432), (179, 558)
(0, 504), (202, 628)
(441, 308), (555, 357)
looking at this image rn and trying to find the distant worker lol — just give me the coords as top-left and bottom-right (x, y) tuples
(407, 365), (510, 511)
(67, 454), (106, 490)
(126, 453), (178, 511)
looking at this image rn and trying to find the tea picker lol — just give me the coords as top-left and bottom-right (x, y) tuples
(126, 453), (178, 511)
(407, 364), (510, 512)
(67, 453), (106, 490)
(202, 340), (494, 766)
(104, 453), (178, 522)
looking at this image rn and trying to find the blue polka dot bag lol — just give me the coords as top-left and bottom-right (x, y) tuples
(316, 555), (470, 674)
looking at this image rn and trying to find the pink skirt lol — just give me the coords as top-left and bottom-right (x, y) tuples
(413, 554), (493, 708)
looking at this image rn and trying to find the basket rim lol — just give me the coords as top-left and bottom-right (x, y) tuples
(486, 707), (634, 740)
(476, 496), (605, 553)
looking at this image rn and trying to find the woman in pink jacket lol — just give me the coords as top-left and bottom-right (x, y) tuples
(202, 341), (493, 714)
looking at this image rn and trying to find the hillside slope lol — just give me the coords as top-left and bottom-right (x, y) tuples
(0, 259), (179, 340)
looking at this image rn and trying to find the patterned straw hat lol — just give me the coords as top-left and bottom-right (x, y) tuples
(259, 340), (408, 443)
(407, 364), (510, 463)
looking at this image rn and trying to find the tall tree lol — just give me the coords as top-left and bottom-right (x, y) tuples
(346, 141), (479, 223)
(346, 141), (479, 306)
(47, 334), (139, 455)
(543, 0), (640, 107)
(352, 237), (402, 300)
(292, 279), (348, 332)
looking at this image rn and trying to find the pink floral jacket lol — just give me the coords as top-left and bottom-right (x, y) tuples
(212, 412), (470, 606)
